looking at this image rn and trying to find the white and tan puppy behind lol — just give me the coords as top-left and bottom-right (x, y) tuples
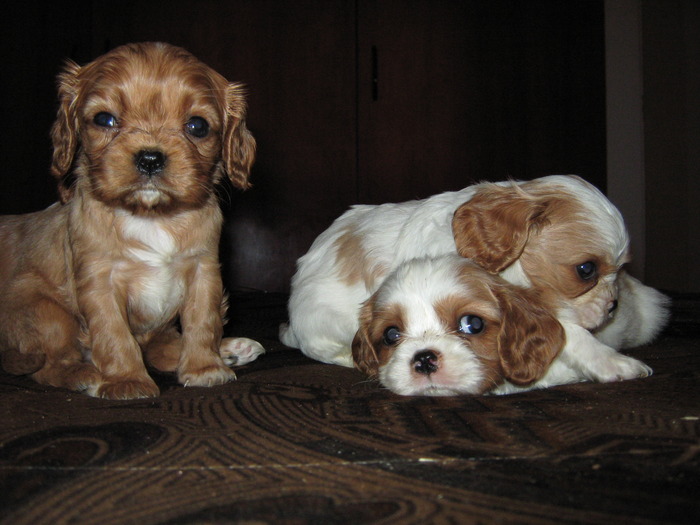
(280, 175), (670, 394)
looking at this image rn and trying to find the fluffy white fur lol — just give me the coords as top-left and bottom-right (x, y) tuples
(281, 175), (670, 393)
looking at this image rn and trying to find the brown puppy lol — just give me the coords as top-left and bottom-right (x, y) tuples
(0, 42), (262, 399)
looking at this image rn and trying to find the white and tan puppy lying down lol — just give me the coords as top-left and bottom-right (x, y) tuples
(280, 175), (670, 395)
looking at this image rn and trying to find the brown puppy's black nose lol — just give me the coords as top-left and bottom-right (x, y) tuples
(135, 150), (166, 176)
(413, 350), (439, 375)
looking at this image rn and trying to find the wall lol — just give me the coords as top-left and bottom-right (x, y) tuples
(606, 0), (700, 293)
(605, 0), (646, 279)
(642, 0), (700, 293)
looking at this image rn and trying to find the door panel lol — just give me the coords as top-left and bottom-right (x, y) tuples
(357, 0), (605, 204)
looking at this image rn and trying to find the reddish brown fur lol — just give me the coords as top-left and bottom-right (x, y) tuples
(433, 292), (502, 390)
(352, 300), (404, 375)
(452, 184), (550, 273)
(452, 180), (624, 311)
(0, 43), (256, 399)
(334, 229), (388, 289)
(488, 284), (565, 385)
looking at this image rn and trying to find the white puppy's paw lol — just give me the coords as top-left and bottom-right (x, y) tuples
(587, 352), (653, 383)
(220, 337), (265, 367)
(562, 321), (653, 384)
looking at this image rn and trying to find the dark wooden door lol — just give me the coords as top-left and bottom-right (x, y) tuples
(357, 0), (605, 204)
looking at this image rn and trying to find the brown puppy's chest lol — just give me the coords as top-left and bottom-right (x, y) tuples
(115, 215), (193, 334)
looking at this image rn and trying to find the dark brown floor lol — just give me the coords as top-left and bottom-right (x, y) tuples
(1, 292), (698, 524)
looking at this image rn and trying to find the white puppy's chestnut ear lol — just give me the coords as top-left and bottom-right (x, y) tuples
(222, 82), (256, 190)
(50, 59), (82, 203)
(351, 298), (380, 376)
(452, 183), (549, 273)
(494, 285), (564, 385)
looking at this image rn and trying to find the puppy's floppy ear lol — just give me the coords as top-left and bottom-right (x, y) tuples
(221, 82), (256, 190)
(351, 298), (380, 376)
(452, 183), (549, 273)
(493, 285), (564, 386)
(50, 59), (82, 203)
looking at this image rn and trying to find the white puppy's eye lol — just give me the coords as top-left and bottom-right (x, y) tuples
(382, 326), (401, 346)
(93, 112), (117, 128)
(185, 116), (210, 138)
(576, 261), (597, 281)
(459, 315), (484, 335)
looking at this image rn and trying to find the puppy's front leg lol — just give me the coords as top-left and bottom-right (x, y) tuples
(560, 321), (652, 383)
(178, 259), (236, 387)
(79, 268), (159, 399)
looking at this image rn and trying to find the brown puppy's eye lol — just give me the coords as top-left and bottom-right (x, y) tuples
(382, 326), (401, 346)
(185, 116), (209, 138)
(93, 112), (117, 128)
(576, 261), (597, 281)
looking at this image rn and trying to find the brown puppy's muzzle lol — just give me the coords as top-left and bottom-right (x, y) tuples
(135, 150), (166, 177)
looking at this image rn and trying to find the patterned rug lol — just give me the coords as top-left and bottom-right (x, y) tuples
(1, 292), (698, 524)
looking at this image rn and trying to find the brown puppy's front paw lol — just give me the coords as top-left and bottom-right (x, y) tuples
(65, 363), (104, 393)
(95, 377), (160, 399)
(179, 364), (236, 388)
(31, 361), (103, 394)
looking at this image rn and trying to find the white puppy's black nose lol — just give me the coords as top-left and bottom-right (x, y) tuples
(135, 150), (166, 176)
(413, 350), (439, 375)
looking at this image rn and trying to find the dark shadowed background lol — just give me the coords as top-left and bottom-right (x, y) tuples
(1, 0), (697, 294)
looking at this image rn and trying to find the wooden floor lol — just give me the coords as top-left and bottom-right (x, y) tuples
(1, 292), (698, 524)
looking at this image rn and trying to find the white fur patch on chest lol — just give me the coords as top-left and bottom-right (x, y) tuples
(118, 214), (186, 330)
(120, 214), (178, 262)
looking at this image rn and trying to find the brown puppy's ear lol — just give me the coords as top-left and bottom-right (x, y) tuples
(221, 82), (256, 190)
(452, 183), (549, 273)
(351, 298), (380, 377)
(50, 60), (82, 203)
(493, 285), (564, 386)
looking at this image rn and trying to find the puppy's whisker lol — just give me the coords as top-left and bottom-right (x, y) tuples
(215, 180), (234, 207)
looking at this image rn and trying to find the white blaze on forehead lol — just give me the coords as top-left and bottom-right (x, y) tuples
(586, 195), (630, 265)
(375, 256), (480, 336)
(545, 175), (630, 264)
